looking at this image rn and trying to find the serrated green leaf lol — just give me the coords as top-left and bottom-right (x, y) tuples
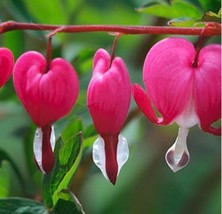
(137, 0), (202, 19)
(201, 10), (221, 23)
(43, 132), (83, 208)
(52, 190), (85, 214)
(0, 198), (48, 214)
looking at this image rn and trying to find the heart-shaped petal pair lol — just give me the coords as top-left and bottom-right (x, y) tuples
(13, 51), (79, 127)
(0, 48), (14, 87)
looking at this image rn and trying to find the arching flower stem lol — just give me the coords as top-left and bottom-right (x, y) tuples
(46, 36), (52, 72)
(193, 23), (215, 67)
(110, 33), (124, 68)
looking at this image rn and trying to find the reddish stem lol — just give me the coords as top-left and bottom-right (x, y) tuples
(192, 23), (215, 68)
(110, 33), (123, 67)
(0, 21), (221, 36)
(46, 36), (52, 72)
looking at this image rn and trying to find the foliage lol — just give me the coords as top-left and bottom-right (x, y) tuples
(0, 0), (220, 213)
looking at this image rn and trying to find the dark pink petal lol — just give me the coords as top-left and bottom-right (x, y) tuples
(193, 45), (221, 135)
(143, 38), (195, 124)
(13, 51), (79, 127)
(34, 126), (55, 174)
(102, 134), (118, 185)
(0, 48), (14, 87)
(132, 84), (167, 124)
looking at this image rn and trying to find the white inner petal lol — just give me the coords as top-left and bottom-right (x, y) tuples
(92, 136), (108, 180)
(33, 127), (45, 174)
(33, 126), (55, 174)
(92, 134), (129, 181)
(117, 134), (129, 176)
(165, 127), (190, 172)
(50, 126), (56, 152)
(175, 99), (199, 128)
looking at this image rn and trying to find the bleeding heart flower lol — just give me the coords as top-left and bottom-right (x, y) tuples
(87, 48), (131, 184)
(132, 37), (221, 172)
(0, 48), (14, 87)
(13, 51), (79, 173)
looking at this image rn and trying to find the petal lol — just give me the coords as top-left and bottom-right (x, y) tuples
(33, 126), (55, 173)
(13, 51), (79, 127)
(116, 135), (129, 177)
(132, 84), (167, 125)
(165, 127), (190, 172)
(92, 136), (108, 181)
(93, 48), (111, 75)
(87, 49), (131, 134)
(193, 45), (221, 135)
(92, 134), (129, 185)
(0, 48), (14, 87)
(143, 38), (195, 124)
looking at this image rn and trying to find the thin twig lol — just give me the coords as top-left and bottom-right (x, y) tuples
(0, 21), (221, 36)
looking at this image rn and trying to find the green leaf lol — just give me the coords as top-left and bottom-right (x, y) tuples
(21, 0), (67, 24)
(83, 135), (97, 149)
(0, 161), (11, 197)
(0, 149), (24, 190)
(43, 132), (83, 208)
(0, 197), (48, 214)
(167, 17), (204, 27)
(136, 0), (203, 19)
(61, 119), (83, 143)
(52, 189), (85, 214)
(201, 10), (221, 23)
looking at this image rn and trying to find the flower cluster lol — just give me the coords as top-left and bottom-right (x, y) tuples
(0, 37), (220, 184)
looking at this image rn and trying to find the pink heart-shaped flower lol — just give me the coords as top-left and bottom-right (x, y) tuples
(0, 48), (14, 87)
(13, 51), (79, 173)
(132, 37), (221, 172)
(87, 48), (131, 184)
(13, 51), (79, 127)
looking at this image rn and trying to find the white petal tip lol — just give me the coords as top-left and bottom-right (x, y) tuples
(33, 126), (55, 174)
(165, 149), (190, 173)
(117, 135), (129, 175)
(92, 136), (109, 181)
(165, 127), (190, 172)
(92, 134), (129, 183)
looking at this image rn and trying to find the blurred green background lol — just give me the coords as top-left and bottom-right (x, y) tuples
(0, 0), (220, 214)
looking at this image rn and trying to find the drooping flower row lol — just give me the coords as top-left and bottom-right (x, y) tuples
(0, 37), (221, 184)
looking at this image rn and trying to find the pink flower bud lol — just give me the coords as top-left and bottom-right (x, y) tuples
(87, 48), (131, 184)
(0, 48), (14, 87)
(132, 38), (221, 172)
(13, 51), (79, 173)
